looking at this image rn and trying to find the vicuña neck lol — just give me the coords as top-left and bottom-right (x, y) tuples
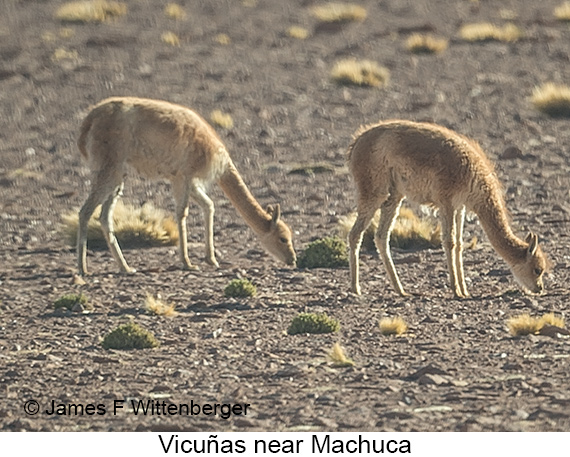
(218, 161), (271, 235)
(472, 192), (526, 265)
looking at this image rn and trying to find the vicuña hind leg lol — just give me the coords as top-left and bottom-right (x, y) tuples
(77, 169), (122, 275)
(100, 183), (136, 274)
(440, 206), (466, 298)
(374, 193), (407, 296)
(348, 204), (381, 295)
(189, 182), (219, 268)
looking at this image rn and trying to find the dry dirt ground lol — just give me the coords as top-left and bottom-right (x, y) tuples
(1, 0), (570, 432)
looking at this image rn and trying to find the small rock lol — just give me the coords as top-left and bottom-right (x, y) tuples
(500, 146), (523, 160)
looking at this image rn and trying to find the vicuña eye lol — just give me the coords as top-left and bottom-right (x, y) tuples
(280, 237), (288, 243)
(534, 268), (543, 276)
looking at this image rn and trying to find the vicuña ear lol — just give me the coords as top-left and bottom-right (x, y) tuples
(267, 203), (281, 225)
(526, 232), (538, 256)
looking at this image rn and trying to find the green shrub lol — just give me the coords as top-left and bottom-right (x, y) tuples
(54, 293), (89, 310)
(297, 236), (348, 269)
(102, 322), (159, 350)
(287, 312), (340, 335)
(224, 278), (257, 298)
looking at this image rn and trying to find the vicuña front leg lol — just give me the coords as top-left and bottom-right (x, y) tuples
(375, 194), (407, 296)
(189, 183), (219, 267)
(440, 207), (466, 298)
(453, 206), (469, 297)
(173, 181), (199, 271)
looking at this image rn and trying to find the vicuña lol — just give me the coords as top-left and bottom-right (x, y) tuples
(76, 96), (296, 274)
(347, 120), (547, 298)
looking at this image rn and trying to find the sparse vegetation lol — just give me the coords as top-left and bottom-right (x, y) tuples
(55, 1), (127, 23)
(338, 207), (441, 252)
(379, 317), (408, 336)
(327, 342), (355, 367)
(51, 47), (79, 62)
(554, 2), (570, 21)
(406, 34), (448, 54)
(287, 312), (340, 335)
(531, 82), (570, 117)
(330, 59), (389, 88)
(287, 26), (309, 40)
(61, 200), (179, 250)
(297, 236), (348, 269)
(161, 31), (180, 46)
(214, 33), (231, 45)
(145, 294), (177, 317)
(507, 313), (566, 336)
(102, 322), (159, 350)
(224, 279), (257, 298)
(53, 293), (89, 311)
(210, 110), (234, 129)
(164, 3), (186, 20)
(459, 23), (522, 42)
(311, 3), (367, 23)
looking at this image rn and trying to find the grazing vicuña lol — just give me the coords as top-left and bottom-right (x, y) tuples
(347, 120), (547, 298)
(77, 96), (296, 274)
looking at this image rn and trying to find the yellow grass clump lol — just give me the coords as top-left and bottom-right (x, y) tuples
(327, 342), (355, 367)
(311, 3), (367, 23)
(554, 2), (570, 21)
(337, 207), (441, 252)
(531, 82), (570, 117)
(55, 1), (127, 23)
(287, 26), (309, 40)
(331, 59), (389, 88)
(164, 3), (186, 20)
(51, 47), (79, 62)
(161, 31), (181, 46)
(459, 22), (522, 42)
(210, 110), (234, 129)
(379, 317), (408, 336)
(214, 33), (231, 45)
(406, 34), (448, 54)
(145, 294), (177, 317)
(61, 200), (179, 249)
(507, 313), (566, 336)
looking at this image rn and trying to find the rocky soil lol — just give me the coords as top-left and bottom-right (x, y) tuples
(1, 0), (569, 431)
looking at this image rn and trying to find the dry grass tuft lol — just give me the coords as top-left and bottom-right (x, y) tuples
(331, 59), (389, 88)
(51, 47), (79, 62)
(145, 294), (177, 317)
(406, 34), (448, 54)
(287, 26), (309, 40)
(531, 82), (570, 117)
(61, 200), (179, 249)
(337, 207), (441, 252)
(214, 33), (231, 45)
(507, 313), (566, 336)
(539, 313), (565, 328)
(164, 3), (186, 20)
(311, 3), (367, 23)
(210, 110), (234, 129)
(327, 342), (355, 367)
(379, 317), (408, 336)
(55, 1), (127, 23)
(161, 31), (181, 46)
(554, 2), (570, 21)
(459, 22), (522, 42)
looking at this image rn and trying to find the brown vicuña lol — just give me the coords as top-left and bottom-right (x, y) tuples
(347, 120), (547, 298)
(76, 96), (296, 274)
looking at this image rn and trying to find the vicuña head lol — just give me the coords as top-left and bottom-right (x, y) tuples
(347, 119), (548, 298)
(76, 96), (296, 274)
(508, 232), (547, 294)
